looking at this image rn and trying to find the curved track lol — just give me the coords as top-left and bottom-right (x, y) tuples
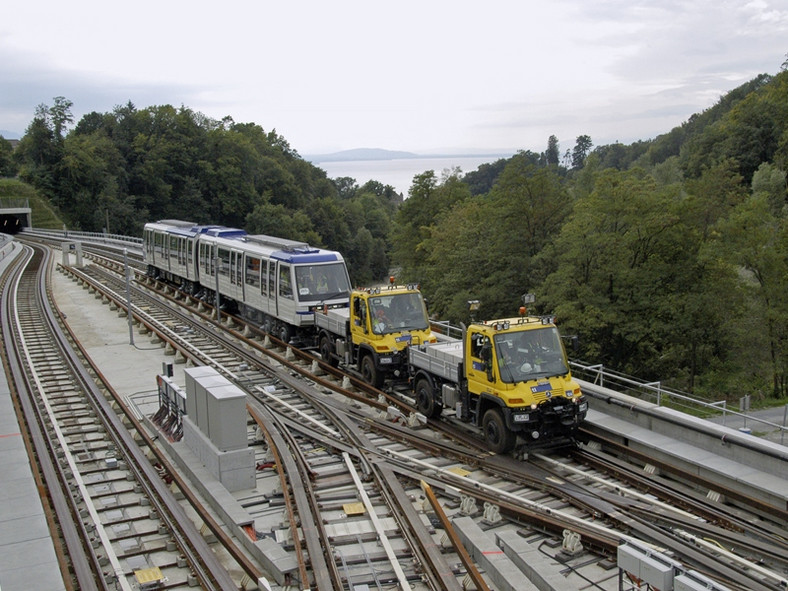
(1, 244), (241, 590)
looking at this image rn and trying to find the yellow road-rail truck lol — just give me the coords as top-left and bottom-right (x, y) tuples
(409, 310), (588, 453)
(316, 283), (436, 387)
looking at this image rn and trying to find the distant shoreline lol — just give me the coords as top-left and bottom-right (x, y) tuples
(304, 147), (513, 164)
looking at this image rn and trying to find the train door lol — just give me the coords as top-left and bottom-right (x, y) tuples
(187, 236), (196, 282)
(231, 249), (244, 301)
(200, 241), (214, 281)
(143, 228), (151, 264)
(243, 254), (261, 312)
(267, 260), (276, 316)
(277, 263), (294, 322)
(168, 235), (177, 273)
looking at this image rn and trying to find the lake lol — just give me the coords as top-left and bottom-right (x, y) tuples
(315, 155), (510, 196)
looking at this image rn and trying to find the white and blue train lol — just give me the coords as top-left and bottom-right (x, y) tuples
(143, 219), (352, 344)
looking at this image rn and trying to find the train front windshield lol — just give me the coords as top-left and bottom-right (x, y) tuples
(295, 264), (351, 302)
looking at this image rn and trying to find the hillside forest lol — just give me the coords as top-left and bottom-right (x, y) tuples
(2, 69), (788, 403)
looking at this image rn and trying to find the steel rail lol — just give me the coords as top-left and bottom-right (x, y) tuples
(52, 284), (264, 588)
(1, 245), (102, 591)
(247, 399), (338, 590)
(246, 403), (311, 589)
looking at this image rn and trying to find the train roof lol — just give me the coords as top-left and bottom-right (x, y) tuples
(201, 227), (247, 239)
(145, 221), (343, 264)
(198, 231), (343, 264)
(145, 222), (247, 239)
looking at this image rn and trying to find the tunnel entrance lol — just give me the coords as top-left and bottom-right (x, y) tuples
(1, 213), (28, 234)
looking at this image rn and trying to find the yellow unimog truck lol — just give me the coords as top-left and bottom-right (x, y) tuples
(408, 306), (587, 453)
(315, 282), (436, 387)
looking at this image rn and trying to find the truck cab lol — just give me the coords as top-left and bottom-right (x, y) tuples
(410, 314), (588, 452)
(317, 284), (436, 386)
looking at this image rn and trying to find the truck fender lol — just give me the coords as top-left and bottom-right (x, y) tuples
(411, 370), (435, 396)
(412, 371), (443, 419)
(476, 393), (509, 427)
(318, 331), (340, 368)
(357, 343), (377, 366)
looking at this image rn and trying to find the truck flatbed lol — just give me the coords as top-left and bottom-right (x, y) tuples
(315, 307), (350, 335)
(409, 341), (462, 383)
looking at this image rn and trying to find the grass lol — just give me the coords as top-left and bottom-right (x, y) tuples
(0, 178), (64, 229)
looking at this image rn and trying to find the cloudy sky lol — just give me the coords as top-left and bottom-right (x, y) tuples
(1, 1), (786, 156)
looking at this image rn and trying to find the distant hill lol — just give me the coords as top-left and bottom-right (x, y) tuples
(0, 130), (21, 140)
(305, 148), (420, 163)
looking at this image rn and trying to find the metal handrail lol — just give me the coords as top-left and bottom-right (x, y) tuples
(0, 198), (30, 208)
(571, 360), (787, 444)
(20, 227), (143, 246)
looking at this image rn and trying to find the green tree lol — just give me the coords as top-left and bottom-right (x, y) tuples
(709, 186), (788, 397)
(14, 105), (59, 196)
(540, 168), (700, 378)
(392, 170), (471, 283)
(419, 157), (571, 322)
(49, 96), (74, 141)
(245, 201), (321, 245)
(546, 135), (560, 166)
(0, 136), (17, 177)
(571, 135), (593, 169)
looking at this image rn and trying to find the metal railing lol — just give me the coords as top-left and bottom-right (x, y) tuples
(20, 227), (143, 247)
(429, 320), (464, 341)
(571, 360), (787, 445)
(0, 198), (30, 209)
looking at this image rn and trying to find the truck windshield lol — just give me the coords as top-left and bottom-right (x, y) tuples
(369, 293), (429, 334)
(295, 263), (351, 302)
(494, 326), (568, 383)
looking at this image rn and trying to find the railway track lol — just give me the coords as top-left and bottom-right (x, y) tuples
(9, 238), (787, 590)
(1, 243), (246, 590)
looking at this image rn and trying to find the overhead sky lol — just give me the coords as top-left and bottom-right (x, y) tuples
(1, 1), (787, 156)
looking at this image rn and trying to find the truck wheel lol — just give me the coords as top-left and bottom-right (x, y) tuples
(278, 324), (291, 344)
(319, 335), (339, 368)
(415, 379), (441, 419)
(361, 355), (383, 388)
(482, 408), (516, 454)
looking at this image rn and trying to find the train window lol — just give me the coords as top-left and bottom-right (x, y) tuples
(278, 265), (292, 299)
(169, 236), (178, 260)
(245, 256), (260, 288)
(268, 262), (275, 298)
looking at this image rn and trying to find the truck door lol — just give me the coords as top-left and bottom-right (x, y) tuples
(350, 294), (367, 338)
(466, 329), (495, 396)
